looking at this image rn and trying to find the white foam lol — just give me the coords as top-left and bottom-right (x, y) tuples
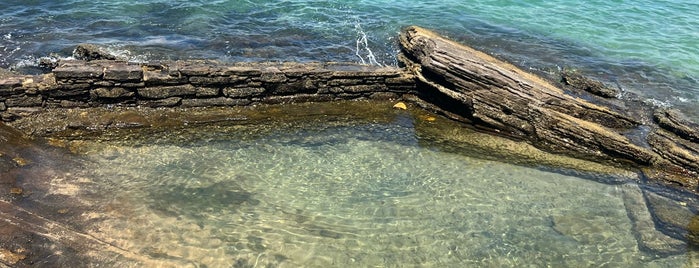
(354, 23), (381, 66)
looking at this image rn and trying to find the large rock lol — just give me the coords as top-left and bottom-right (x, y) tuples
(620, 184), (686, 257)
(72, 44), (118, 61)
(398, 25), (699, 190)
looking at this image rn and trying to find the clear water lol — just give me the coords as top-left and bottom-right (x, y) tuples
(0, 0), (698, 118)
(45, 115), (690, 267)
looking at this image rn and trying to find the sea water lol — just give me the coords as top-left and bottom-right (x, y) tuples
(57, 115), (691, 267)
(2, 1), (699, 266)
(0, 0), (697, 117)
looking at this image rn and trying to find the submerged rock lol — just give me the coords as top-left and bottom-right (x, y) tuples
(561, 69), (619, 98)
(620, 184), (686, 257)
(645, 191), (697, 242)
(73, 43), (118, 61)
(149, 181), (260, 218)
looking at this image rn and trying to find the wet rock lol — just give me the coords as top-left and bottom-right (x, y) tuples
(223, 87), (266, 98)
(52, 61), (103, 79)
(4, 95), (43, 107)
(138, 97), (181, 108)
(551, 214), (617, 244)
(654, 108), (699, 143)
(90, 87), (135, 99)
(620, 183), (686, 257)
(688, 216), (699, 246)
(103, 63), (142, 81)
(150, 181), (259, 218)
(39, 55), (60, 69)
(181, 97), (250, 107)
(561, 69), (619, 98)
(645, 191), (696, 240)
(138, 85), (197, 99)
(73, 44), (117, 61)
(0, 248), (26, 265)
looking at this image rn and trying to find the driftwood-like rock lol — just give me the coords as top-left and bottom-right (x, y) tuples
(399, 26), (699, 189)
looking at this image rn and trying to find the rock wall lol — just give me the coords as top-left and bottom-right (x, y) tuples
(0, 60), (416, 121)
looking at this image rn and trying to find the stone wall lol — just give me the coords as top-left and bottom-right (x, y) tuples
(0, 60), (416, 121)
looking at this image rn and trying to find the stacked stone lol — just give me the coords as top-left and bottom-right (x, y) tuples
(0, 60), (416, 121)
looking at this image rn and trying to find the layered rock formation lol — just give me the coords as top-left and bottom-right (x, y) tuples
(398, 26), (699, 191)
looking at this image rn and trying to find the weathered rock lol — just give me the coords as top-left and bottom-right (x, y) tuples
(138, 85), (197, 99)
(90, 88), (135, 99)
(223, 87), (266, 98)
(195, 87), (220, 97)
(0, 102), (6, 111)
(654, 108), (699, 143)
(620, 183), (686, 257)
(53, 61), (103, 79)
(103, 63), (142, 81)
(73, 43), (117, 61)
(645, 191), (696, 240)
(561, 69), (619, 98)
(551, 214), (620, 244)
(647, 129), (699, 188)
(181, 97), (249, 107)
(138, 97), (182, 108)
(398, 25), (698, 189)
(4, 95), (43, 107)
(261, 94), (333, 105)
(688, 216), (699, 246)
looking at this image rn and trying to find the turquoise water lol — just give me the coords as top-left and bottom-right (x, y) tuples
(0, 0), (697, 116)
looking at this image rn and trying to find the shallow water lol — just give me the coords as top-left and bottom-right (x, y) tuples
(31, 113), (690, 267)
(1, 0), (697, 118)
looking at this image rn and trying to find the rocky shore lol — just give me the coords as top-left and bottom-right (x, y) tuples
(1, 26), (698, 265)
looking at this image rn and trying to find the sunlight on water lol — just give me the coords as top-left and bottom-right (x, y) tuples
(59, 122), (692, 267)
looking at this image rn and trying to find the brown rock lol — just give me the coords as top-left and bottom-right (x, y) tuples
(90, 88), (135, 99)
(561, 69), (619, 98)
(73, 43), (117, 61)
(138, 85), (197, 99)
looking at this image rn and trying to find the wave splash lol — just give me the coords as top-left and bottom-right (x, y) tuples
(354, 23), (381, 66)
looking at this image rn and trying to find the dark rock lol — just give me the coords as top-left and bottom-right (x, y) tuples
(621, 184), (685, 257)
(189, 76), (240, 86)
(48, 85), (90, 98)
(561, 69), (619, 98)
(645, 191), (695, 240)
(195, 87), (220, 97)
(53, 62), (103, 79)
(39, 55), (60, 69)
(59, 100), (89, 108)
(223, 87), (266, 98)
(103, 63), (143, 81)
(90, 88), (135, 99)
(647, 129), (699, 188)
(0, 77), (23, 92)
(654, 108), (699, 143)
(398, 25), (696, 188)
(73, 44), (117, 61)
(181, 97), (250, 107)
(261, 94), (333, 104)
(138, 97), (181, 107)
(269, 80), (314, 95)
(260, 72), (287, 83)
(138, 85), (197, 99)
(143, 68), (188, 85)
(369, 92), (400, 100)
(178, 62), (218, 76)
(688, 216), (699, 246)
(5, 95), (43, 107)
(330, 84), (386, 93)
